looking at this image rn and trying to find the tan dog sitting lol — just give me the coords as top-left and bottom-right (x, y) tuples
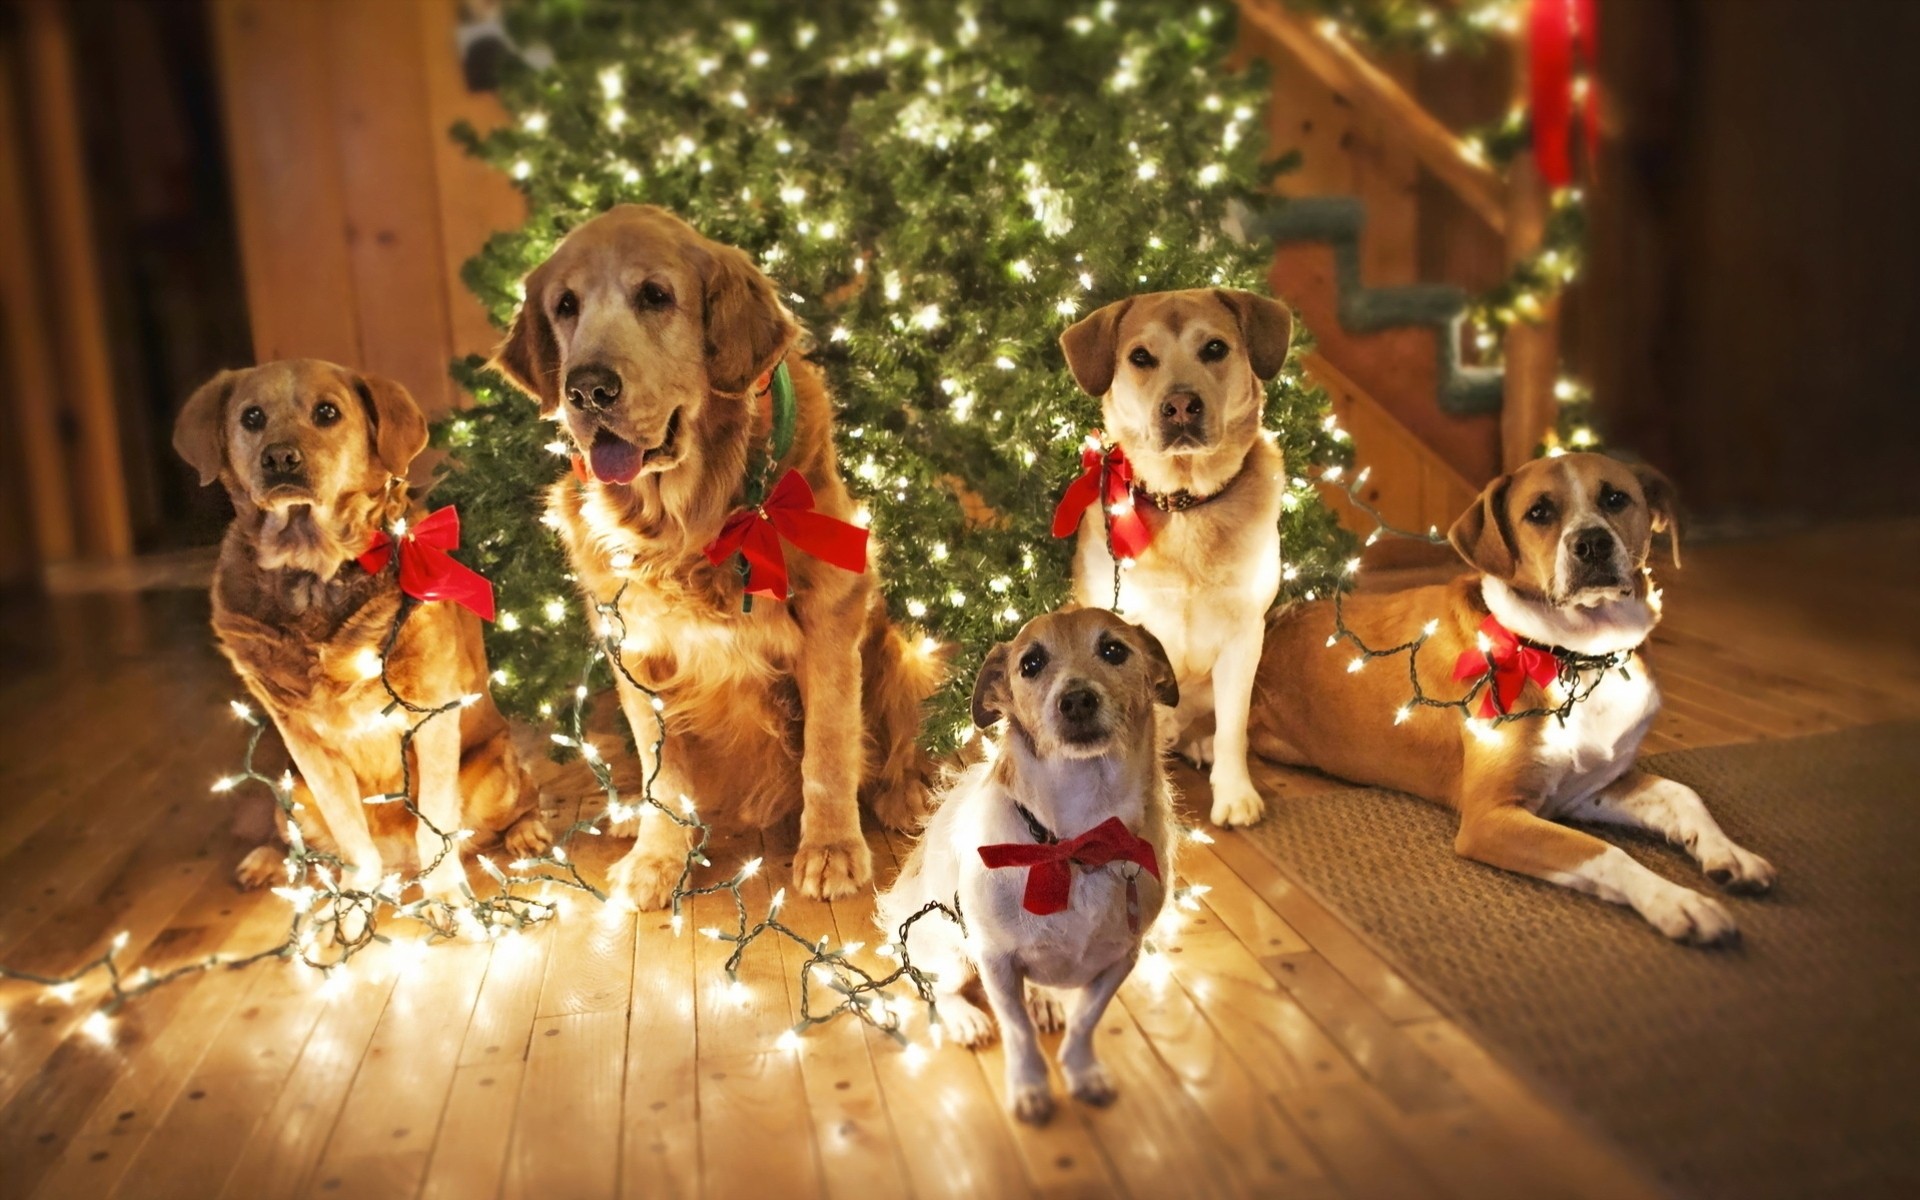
(1058, 289), (1293, 828)
(1251, 452), (1775, 944)
(878, 608), (1177, 1124)
(175, 360), (548, 905)
(492, 205), (935, 906)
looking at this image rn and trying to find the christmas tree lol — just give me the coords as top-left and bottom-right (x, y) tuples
(433, 0), (1354, 749)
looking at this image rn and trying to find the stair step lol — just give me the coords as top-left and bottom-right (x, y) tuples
(1249, 196), (1503, 416)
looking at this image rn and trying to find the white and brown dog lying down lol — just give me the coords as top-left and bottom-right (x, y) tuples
(174, 360), (549, 904)
(1056, 288), (1294, 831)
(879, 608), (1177, 1124)
(492, 204), (936, 906)
(1252, 452), (1776, 944)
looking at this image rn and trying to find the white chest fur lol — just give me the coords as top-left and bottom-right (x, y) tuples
(1537, 658), (1659, 809)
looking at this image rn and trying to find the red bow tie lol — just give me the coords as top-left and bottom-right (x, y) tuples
(357, 506), (496, 622)
(978, 816), (1161, 917)
(1453, 614), (1560, 718)
(1052, 437), (1152, 561)
(701, 468), (868, 601)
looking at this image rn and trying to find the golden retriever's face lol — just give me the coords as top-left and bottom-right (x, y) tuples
(495, 205), (794, 486)
(1450, 453), (1680, 607)
(174, 359), (424, 514)
(1060, 289), (1292, 459)
(971, 608), (1179, 760)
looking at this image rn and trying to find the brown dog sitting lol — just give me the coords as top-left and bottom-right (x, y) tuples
(1251, 452), (1775, 944)
(491, 205), (936, 907)
(175, 359), (549, 906)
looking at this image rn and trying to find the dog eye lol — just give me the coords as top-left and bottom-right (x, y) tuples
(1524, 498), (1556, 525)
(240, 406), (266, 432)
(312, 401), (341, 426)
(1200, 338), (1229, 362)
(1098, 638), (1131, 666)
(1127, 347), (1156, 369)
(555, 290), (578, 319)
(1600, 485), (1631, 511)
(637, 281), (674, 309)
(1018, 647), (1048, 678)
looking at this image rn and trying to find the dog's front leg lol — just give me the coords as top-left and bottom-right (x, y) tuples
(977, 951), (1052, 1124)
(410, 707), (467, 908)
(1455, 801), (1739, 945)
(1573, 769), (1776, 893)
(1057, 954), (1132, 1107)
(792, 623), (873, 900)
(1206, 619), (1268, 828)
(279, 731), (380, 942)
(607, 675), (691, 911)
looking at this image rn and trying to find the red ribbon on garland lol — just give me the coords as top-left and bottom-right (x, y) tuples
(1453, 614), (1560, 718)
(1529, 0), (1598, 188)
(978, 816), (1161, 917)
(701, 468), (869, 601)
(357, 506), (497, 622)
(1051, 438), (1152, 560)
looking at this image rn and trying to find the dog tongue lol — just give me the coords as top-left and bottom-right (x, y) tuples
(589, 432), (642, 484)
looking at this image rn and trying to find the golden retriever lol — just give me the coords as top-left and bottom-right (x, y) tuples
(492, 204), (935, 906)
(174, 359), (548, 908)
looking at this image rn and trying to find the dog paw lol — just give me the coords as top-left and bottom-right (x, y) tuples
(1009, 1082), (1056, 1126)
(504, 812), (554, 860)
(934, 994), (997, 1048)
(1178, 735), (1215, 771)
(1209, 777), (1266, 828)
(1027, 985), (1065, 1033)
(793, 836), (873, 901)
(1703, 844), (1775, 895)
(1642, 885), (1739, 946)
(603, 810), (642, 840)
(870, 775), (934, 834)
(234, 845), (285, 890)
(609, 851), (684, 912)
(1066, 1062), (1118, 1107)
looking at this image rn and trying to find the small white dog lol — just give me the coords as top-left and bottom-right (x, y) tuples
(1056, 288), (1293, 828)
(878, 608), (1178, 1124)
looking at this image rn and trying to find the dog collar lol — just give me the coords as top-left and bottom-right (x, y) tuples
(1453, 611), (1639, 718)
(1134, 458), (1249, 514)
(1013, 801), (1057, 845)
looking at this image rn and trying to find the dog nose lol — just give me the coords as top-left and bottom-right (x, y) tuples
(1570, 526), (1616, 563)
(565, 364), (623, 410)
(1158, 391), (1204, 425)
(259, 442), (303, 475)
(1058, 687), (1101, 722)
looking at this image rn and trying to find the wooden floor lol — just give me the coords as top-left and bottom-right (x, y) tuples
(2, 522), (1917, 1200)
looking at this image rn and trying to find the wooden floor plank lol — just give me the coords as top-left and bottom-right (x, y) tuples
(501, 1007), (627, 1200)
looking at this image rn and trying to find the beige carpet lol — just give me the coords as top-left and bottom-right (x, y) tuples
(1235, 724), (1920, 1200)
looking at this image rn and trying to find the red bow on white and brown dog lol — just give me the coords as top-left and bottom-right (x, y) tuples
(1250, 452), (1777, 944)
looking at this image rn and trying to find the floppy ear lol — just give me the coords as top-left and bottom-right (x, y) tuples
(1448, 473), (1517, 578)
(494, 264), (562, 415)
(701, 240), (795, 395)
(1632, 461), (1683, 568)
(970, 642), (1013, 729)
(1131, 623), (1181, 709)
(1213, 289), (1294, 381)
(1058, 297), (1133, 397)
(174, 370), (238, 486)
(352, 373), (429, 478)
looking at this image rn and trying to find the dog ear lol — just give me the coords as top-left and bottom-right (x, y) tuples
(174, 370), (238, 486)
(1448, 472), (1517, 578)
(494, 264), (562, 416)
(352, 372), (429, 478)
(1632, 461), (1683, 568)
(971, 641), (1013, 729)
(1213, 289), (1294, 381)
(702, 240), (795, 395)
(1131, 623), (1181, 709)
(1058, 297), (1133, 397)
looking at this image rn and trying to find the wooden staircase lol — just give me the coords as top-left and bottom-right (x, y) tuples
(1235, 0), (1566, 551)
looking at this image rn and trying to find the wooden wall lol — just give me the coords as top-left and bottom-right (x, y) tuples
(209, 0), (523, 438)
(1589, 0), (1920, 523)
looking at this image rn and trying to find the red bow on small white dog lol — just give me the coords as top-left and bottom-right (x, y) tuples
(978, 817), (1161, 917)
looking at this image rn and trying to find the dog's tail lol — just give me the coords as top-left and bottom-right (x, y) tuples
(858, 604), (944, 833)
